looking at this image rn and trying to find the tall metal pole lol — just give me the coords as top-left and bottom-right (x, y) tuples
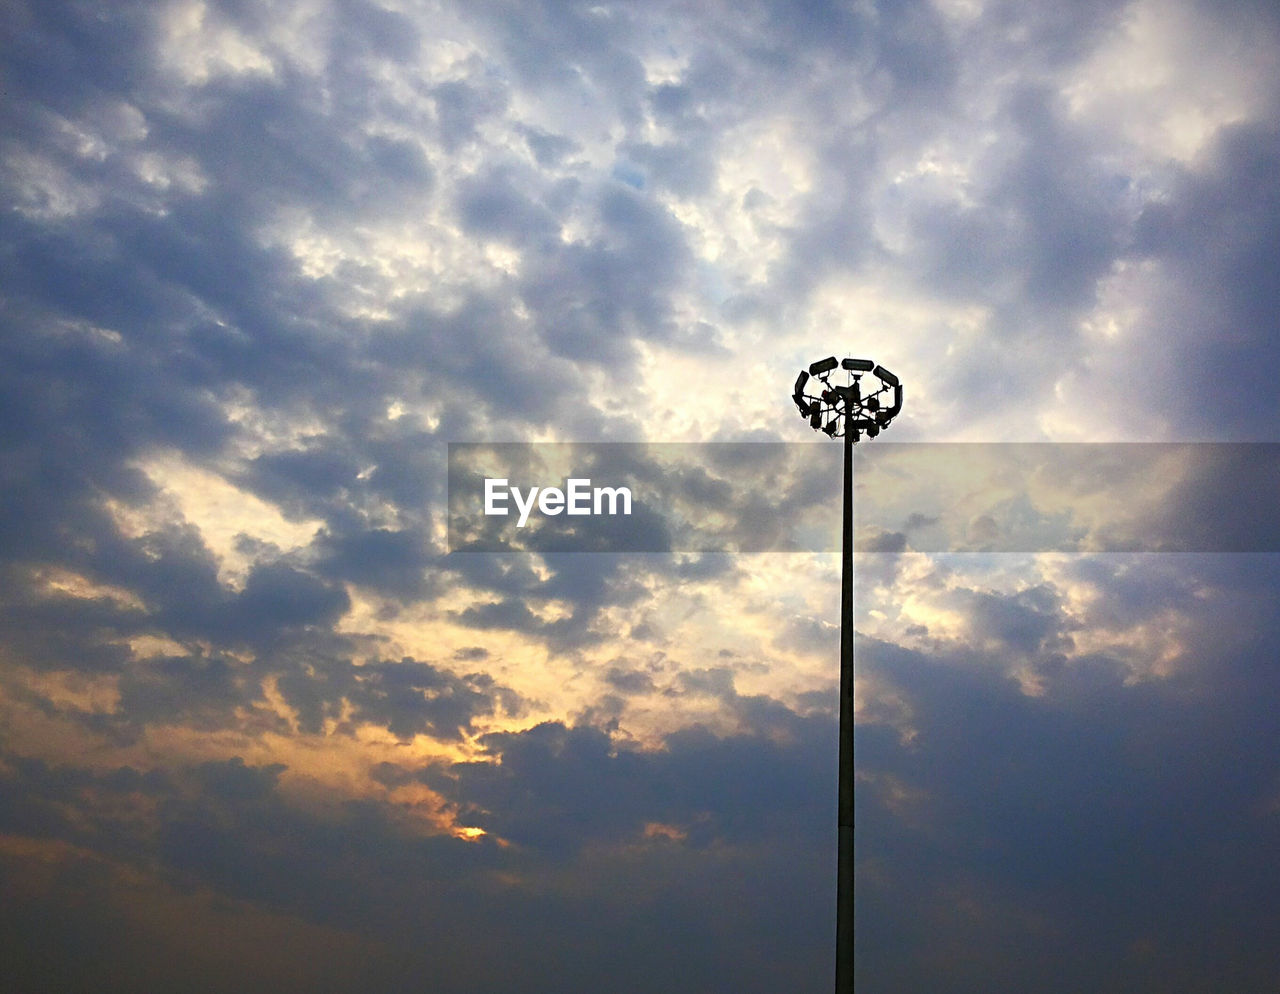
(790, 356), (900, 994)
(835, 407), (855, 994)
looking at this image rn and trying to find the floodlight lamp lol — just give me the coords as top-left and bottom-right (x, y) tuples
(872, 364), (898, 388)
(792, 355), (903, 442)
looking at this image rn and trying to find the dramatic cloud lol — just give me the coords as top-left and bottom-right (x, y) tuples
(2, 0), (1278, 990)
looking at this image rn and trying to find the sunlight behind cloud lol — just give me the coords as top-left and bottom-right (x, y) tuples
(115, 453), (323, 586)
(1062, 0), (1261, 164)
(161, 1), (278, 85)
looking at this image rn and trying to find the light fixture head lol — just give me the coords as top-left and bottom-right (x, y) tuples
(792, 357), (903, 442)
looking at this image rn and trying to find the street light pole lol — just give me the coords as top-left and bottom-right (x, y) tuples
(834, 401), (855, 992)
(791, 357), (902, 994)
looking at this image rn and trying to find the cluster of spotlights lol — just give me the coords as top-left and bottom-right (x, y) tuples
(792, 356), (902, 442)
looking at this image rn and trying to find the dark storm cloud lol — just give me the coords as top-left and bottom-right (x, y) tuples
(19, 630), (525, 743)
(2, 0), (598, 468)
(467, 0), (647, 111)
(518, 123), (578, 168)
(0, 303), (229, 560)
(963, 582), (1072, 653)
(519, 183), (701, 361)
(0, 756), (168, 852)
(673, 664), (819, 741)
(230, 561), (351, 639)
(453, 597), (544, 634)
(778, 613), (839, 657)
(24, 519), (348, 653)
(855, 559), (1280, 992)
(0, 731), (834, 992)
(0, 565), (143, 674)
(274, 654), (526, 740)
(314, 526), (435, 599)
(717, 0), (959, 310)
(433, 76), (511, 151)
(904, 84), (1124, 313)
(998, 88), (1124, 309)
(3, 141), (425, 649)
(445, 551), (653, 651)
(455, 165), (561, 245)
(116, 650), (258, 730)
(0, 1), (157, 111)
(0, 753), (504, 921)
(424, 689), (834, 862)
(0, 0), (587, 677)
(861, 529), (908, 553)
(194, 754), (287, 801)
(1129, 122), (1280, 437)
(603, 663), (656, 695)
(853, 444), (1280, 553)
(977, 0), (1129, 67)
(616, 136), (716, 198)
(465, 0), (936, 339)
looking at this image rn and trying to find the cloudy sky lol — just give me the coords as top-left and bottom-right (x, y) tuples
(2, 0), (1279, 990)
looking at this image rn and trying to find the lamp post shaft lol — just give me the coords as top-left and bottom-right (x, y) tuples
(792, 355), (900, 993)
(835, 416), (855, 994)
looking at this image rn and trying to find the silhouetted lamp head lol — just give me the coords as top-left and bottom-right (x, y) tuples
(792, 356), (902, 442)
